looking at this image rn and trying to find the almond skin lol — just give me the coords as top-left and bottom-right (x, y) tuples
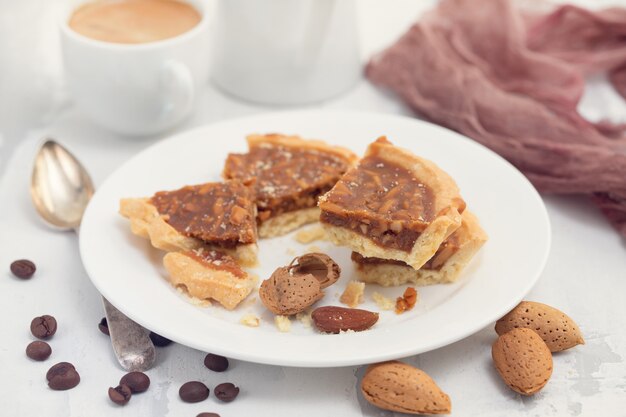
(259, 268), (323, 315)
(311, 306), (378, 333)
(288, 253), (340, 289)
(492, 328), (553, 396)
(361, 361), (451, 415)
(495, 301), (584, 352)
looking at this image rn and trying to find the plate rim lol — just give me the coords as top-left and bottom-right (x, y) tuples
(79, 109), (551, 367)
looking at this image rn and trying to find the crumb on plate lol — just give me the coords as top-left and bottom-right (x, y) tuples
(340, 281), (365, 308)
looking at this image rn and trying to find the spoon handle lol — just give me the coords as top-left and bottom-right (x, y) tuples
(102, 298), (156, 372)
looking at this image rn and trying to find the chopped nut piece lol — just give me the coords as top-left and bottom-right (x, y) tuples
(340, 281), (365, 308)
(396, 287), (418, 314)
(372, 292), (395, 311)
(240, 313), (260, 327)
(274, 315), (291, 333)
(294, 225), (327, 244)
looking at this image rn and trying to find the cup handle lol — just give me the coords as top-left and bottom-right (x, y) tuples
(160, 61), (194, 121)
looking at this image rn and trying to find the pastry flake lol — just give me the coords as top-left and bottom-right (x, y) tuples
(163, 249), (256, 310)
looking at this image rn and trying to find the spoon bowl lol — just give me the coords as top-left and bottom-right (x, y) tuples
(31, 140), (95, 230)
(30, 139), (156, 371)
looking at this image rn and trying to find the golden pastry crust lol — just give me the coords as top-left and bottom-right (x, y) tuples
(246, 133), (358, 163)
(119, 197), (258, 266)
(258, 207), (320, 238)
(353, 212), (487, 286)
(163, 250), (256, 310)
(320, 136), (465, 269)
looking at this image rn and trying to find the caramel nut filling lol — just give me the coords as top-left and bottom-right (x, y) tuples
(150, 180), (257, 248)
(320, 156), (435, 252)
(223, 139), (353, 222)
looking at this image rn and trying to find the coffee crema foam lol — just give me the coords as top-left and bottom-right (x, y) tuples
(69, 0), (201, 44)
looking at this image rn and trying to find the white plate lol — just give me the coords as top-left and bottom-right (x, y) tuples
(80, 110), (550, 367)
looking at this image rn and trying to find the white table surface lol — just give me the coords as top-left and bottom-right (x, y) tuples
(1, 1), (625, 416)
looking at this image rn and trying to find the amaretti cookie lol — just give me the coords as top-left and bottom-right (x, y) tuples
(351, 211), (487, 286)
(223, 134), (357, 238)
(319, 136), (466, 270)
(119, 180), (258, 266)
(163, 249), (255, 310)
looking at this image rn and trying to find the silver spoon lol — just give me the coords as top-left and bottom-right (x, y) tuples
(30, 139), (156, 371)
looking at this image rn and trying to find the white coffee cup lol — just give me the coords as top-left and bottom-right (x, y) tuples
(211, 0), (361, 105)
(60, 0), (210, 136)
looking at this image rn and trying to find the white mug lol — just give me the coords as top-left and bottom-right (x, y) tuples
(60, 0), (210, 136)
(211, 0), (361, 105)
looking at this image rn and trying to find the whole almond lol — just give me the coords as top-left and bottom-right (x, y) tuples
(361, 361), (451, 415)
(312, 306), (378, 333)
(259, 267), (324, 315)
(495, 301), (584, 352)
(492, 328), (553, 396)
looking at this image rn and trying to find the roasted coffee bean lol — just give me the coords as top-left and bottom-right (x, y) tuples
(47, 362), (80, 390)
(179, 381), (209, 403)
(46, 362), (74, 380)
(214, 383), (239, 402)
(204, 353), (229, 372)
(120, 372), (150, 393)
(30, 315), (57, 339)
(98, 317), (109, 336)
(10, 259), (36, 279)
(109, 384), (132, 405)
(26, 341), (51, 361)
(149, 332), (172, 347)
(197, 413), (220, 417)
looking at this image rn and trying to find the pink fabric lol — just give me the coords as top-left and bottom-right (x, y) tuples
(366, 0), (626, 236)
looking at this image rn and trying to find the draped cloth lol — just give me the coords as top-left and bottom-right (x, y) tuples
(366, 0), (626, 236)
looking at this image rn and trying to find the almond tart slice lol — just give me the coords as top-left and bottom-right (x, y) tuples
(351, 211), (487, 286)
(164, 249), (256, 310)
(223, 134), (357, 238)
(319, 136), (466, 270)
(119, 180), (258, 266)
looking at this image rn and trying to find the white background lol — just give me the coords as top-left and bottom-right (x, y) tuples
(1, 0), (625, 416)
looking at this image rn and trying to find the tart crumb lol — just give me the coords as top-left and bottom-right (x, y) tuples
(240, 313), (260, 327)
(274, 315), (291, 332)
(340, 281), (365, 308)
(176, 286), (212, 307)
(296, 311), (312, 328)
(294, 225), (327, 244)
(396, 287), (418, 314)
(286, 247), (297, 256)
(306, 245), (322, 253)
(372, 292), (395, 311)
